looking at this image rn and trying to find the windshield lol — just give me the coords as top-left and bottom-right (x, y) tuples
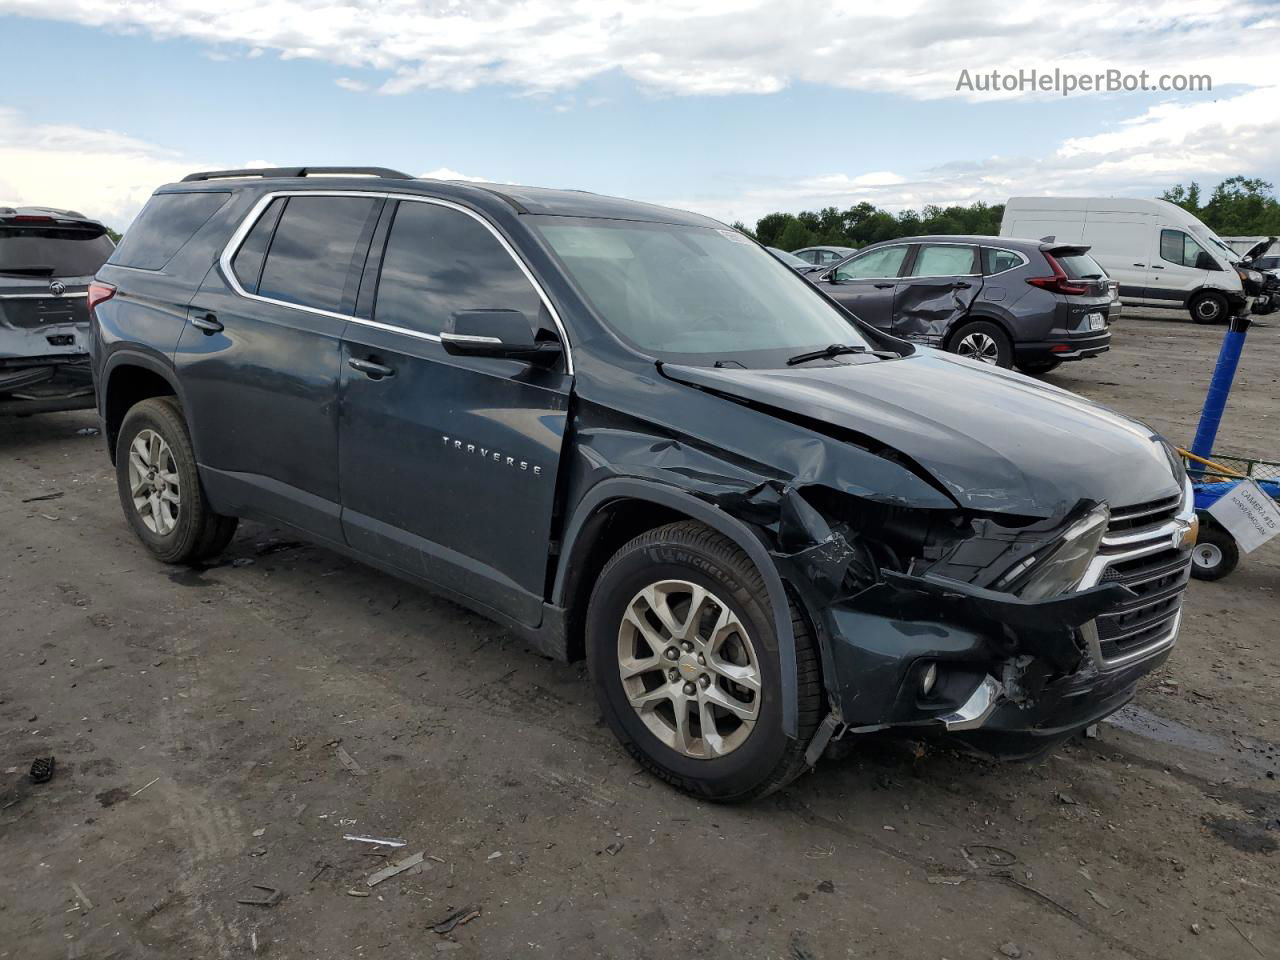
(1196, 230), (1239, 264)
(0, 226), (115, 278)
(534, 218), (871, 365)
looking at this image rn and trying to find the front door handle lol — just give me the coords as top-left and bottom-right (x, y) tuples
(1133, 263), (1146, 268)
(952, 281), (973, 289)
(190, 313), (223, 334)
(873, 282), (895, 289)
(348, 357), (395, 380)
(1151, 265), (1164, 270)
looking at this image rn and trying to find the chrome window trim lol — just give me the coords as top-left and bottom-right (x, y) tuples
(0, 291), (88, 300)
(217, 189), (575, 374)
(980, 246), (1030, 278)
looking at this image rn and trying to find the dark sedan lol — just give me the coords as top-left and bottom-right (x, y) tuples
(809, 235), (1114, 375)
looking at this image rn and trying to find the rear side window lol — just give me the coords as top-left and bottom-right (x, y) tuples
(374, 201), (543, 335)
(834, 245), (907, 280)
(982, 248), (1024, 275)
(230, 198), (286, 295)
(0, 225), (114, 278)
(910, 244), (978, 276)
(256, 196), (380, 314)
(109, 192), (229, 270)
(1055, 252), (1106, 279)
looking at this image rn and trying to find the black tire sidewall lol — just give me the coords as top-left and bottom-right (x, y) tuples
(950, 320), (1013, 368)
(586, 537), (792, 799)
(115, 399), (207, 564)
(1190, 525), (1239, 581)
(1190, 293), (1227, 325)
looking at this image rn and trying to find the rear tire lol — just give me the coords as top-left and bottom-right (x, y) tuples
(1189, 291), (1228, 325)
(948, 320), (1013, 368)
(115, 396), (238, 565)
(1189, 522), (1238, 581)
(586, 521), (823, 802)
(1015, 359), (1062, 376)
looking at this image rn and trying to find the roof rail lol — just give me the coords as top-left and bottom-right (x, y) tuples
(180, 166), (414, 183)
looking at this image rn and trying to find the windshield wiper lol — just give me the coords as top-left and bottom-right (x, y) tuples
(786, 343), (868, 366)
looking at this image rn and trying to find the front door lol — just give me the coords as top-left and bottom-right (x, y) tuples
(822, 244), (910, 330)
(338, 198), (571, 627)
(178, 193), (382, 542)
(1150, 228), (1213, 307)
(892, 243), (982, 343)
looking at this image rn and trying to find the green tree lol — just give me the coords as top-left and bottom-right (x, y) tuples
(775, 218), (815, 252)
(753, 212), (794, 247)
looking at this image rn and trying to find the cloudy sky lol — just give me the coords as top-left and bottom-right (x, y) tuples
(1, 0), (1277, 230)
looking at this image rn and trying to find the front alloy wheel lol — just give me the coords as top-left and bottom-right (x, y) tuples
(618, 579), (761, 759)
(956, 331), (1001, 364)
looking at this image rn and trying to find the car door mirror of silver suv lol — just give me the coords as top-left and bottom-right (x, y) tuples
(441, 309), (563, 364)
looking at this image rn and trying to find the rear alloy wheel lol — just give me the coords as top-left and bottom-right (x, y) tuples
(115, 397), (238, 564)
(587, 521), (823, 801)
(1189, 291), (1228, 325)
(949, 321), (1013, 368)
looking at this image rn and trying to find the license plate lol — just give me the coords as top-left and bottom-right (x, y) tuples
(1087, 312), (1105, 331)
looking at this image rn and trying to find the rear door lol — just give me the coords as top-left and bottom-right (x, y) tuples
(821, 244), (909, 330)
(1079, 214), (1151, 302)
(337, 197), (571, 627)
(177, 192), (382, 542)
(892, 243), (982, 343)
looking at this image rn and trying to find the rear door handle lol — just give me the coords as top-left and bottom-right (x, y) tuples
(873, 282), (895, 289)
(190, 313), (223, 334)
(1132, 263), (1146, 267)
(348, 357), (395, 380)
(1151, 265), (1164, 270)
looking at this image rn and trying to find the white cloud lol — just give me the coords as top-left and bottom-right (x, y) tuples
(672, 84), (1280, 225)
(335, 77), (369, 92)
(0, 0), (1275, 99)
(419, 167), (487, 182)
(0, 108), (198, 228)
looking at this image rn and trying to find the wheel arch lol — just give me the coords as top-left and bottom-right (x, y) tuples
(945, 311), (1016, 350)
(101, 350), (185, 464)
(553, 479), (803, 738)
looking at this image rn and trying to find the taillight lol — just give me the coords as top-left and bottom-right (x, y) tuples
(87, 281), (116, 316)
(1027, 253), (1089, 296)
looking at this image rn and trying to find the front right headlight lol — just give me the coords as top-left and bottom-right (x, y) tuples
(996, 503), (1110, 601)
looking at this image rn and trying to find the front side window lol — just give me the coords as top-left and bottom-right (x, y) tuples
(535, 218), (872, 365)
(1160, 229), (1210, 268)
(794, 249), (818, 264)
(374, 201), (543, 335)
(256, 196), (380, 314)
(911, 244), (978, 277)
(834, 245), (908, 281)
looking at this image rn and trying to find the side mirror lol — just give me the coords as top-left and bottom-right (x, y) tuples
(1194, 251), (1220, 271)
(440, 309), (562, 364)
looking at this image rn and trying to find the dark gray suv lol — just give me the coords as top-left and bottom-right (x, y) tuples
(812, 235), (1117, 375)
(90, 168), (1194, 801)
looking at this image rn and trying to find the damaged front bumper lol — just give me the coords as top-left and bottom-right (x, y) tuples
(775, 482), (1197, 761)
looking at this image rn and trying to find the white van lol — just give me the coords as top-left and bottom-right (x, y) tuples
(1000, 197), (1248, 324)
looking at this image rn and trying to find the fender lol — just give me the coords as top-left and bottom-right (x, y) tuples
(951, 308), (1015, 347)
(99, 347), (189, 461)
(554, 477), (801, 738)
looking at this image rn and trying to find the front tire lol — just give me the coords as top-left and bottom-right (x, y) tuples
(948, 320), (1013, 368)
(1189, 291), (1228, 325)
(115, 396), (238, 564)
(586, 521), (822, 802)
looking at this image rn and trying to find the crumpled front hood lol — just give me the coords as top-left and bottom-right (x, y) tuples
(661, 350), (1181, 518)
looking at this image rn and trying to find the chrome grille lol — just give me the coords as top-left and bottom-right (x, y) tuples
(1081, 486), (1193, 667)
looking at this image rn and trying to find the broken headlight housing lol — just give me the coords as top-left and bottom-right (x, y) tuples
(995, 503), (1110, 601)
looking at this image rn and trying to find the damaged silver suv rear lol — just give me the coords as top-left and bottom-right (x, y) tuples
(1, 207), (114, 415)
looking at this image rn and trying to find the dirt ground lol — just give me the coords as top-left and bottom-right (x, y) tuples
(1, 307), (1277, 960)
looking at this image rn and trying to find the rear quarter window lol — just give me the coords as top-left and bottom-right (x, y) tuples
(109, 192), (230, 271)
(1056, 252), (1107, 279)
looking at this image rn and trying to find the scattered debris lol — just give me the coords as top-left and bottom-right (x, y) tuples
(95, 787), (129, 807)
(816, 880), (835, 894)
(70, 881), (94, 911)
(367, 850), (425, 887)
(235, 885), (282, 907)
(75, 426), (99, 436)
(963, 844), (1018, 867)
(336, 746), (366, 776)
(231, 557), (256, 567)
(248, 846), (268, 857)
(310, 863), (331, 883)
(998, 943), (1022, 958)
(289, 736), (306, 751)
(1056, 791), (1079, 805)
(252, 827), (266, 837)
(132, 777), (160, 797)
(1083, 723), (1100, 739)
(431, 905), (481, 934)
(926, 875), (967, 886)
(21, 492), (63, 503)
(486, 851), (502, 861)
(28, 757), (55, 784)
(346, 889), (370, 897)
(1190, 923), (1202, 935)
(1086, 889), (1110, 909)
(344, 834), (407, 848)
(604, 842), (624, 856)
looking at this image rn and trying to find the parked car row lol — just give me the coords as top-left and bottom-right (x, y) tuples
(76, 166), (1196, 801)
